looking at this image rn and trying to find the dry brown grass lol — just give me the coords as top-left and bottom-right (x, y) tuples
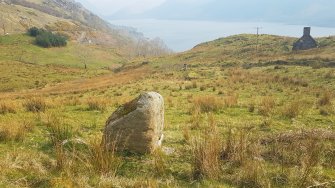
(46, 119), (73, 147)
(191, 116), (223, 180)
(318, 91), (332, 106)
(189, 105), (202, 129)
(258, 96), (276, 116)
(224, 94), (239, 107)
(234, 159), (268, 188)
(183, 126), (191, 143)
(152, 148), (168, 176)
(87, 98), (108, 112)
(23, 97), (47, 112)
(0, 67), (150, 100)
(0, 121), (33, 142)
(0, 150), (53, 187)
(282, 100), (302, 118)
(192, 96), (223, 113)
(218, 128), (335, 187)
(0, 102), (16, 114)
(63, 96), (81, 106)
(88, 137), (122, 176)
(192, 130), (223, 180)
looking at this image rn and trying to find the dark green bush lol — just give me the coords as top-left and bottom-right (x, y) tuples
(27, 27), (67, 48)
(27, 27), (43, 37)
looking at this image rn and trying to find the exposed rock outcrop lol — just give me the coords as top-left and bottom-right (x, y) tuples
(103, 92), (164, 154)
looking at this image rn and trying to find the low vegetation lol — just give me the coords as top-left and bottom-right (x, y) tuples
(0, 102), (16, 114)
(27, 27), (67, 48)
(23, 97), (47, 112)
(0, 33), (335, 187)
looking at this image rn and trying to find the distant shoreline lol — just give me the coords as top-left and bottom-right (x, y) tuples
(109, 19), (335, 52)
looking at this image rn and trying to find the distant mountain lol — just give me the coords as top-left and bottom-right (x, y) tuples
(0, 0), (170, 56)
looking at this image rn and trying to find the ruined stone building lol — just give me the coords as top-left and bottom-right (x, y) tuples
(293, 27), (318, 51)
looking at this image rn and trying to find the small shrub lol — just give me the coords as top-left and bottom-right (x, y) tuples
(24, 98), (47, 112)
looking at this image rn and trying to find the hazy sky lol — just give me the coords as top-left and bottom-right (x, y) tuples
(77, 0), (167, 15)
(77, 0), (335, 26)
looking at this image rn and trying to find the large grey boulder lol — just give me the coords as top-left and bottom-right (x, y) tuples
(102, 92), (164, 154)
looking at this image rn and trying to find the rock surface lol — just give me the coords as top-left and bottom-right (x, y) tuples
(103, 92), (164, 154)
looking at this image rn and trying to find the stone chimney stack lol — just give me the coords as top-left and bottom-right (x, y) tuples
(293, 27), (317, 51)
(303, 27), (311, 36)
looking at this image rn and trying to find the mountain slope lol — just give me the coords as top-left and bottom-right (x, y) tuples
(0, 0), (170, 56)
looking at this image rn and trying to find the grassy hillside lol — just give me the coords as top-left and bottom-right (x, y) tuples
(0, 0), (170, 57)
(155, 34), (335, 69)
(0, 33), (335, 187)
(0, 34), (127, 92)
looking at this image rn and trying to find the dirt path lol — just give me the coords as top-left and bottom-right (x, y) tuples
(0, 67), (150, 99)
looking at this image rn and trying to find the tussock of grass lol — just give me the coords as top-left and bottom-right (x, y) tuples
(45, 115), (73, 146)
(192, 130), (223, 180)
(258, 96), (276, 116)
(192, 96), (223, 113)
(0, 124), (25, 142)
(152, 148), (168, 176)
(88, 137), (122, 176)
(0, 102), (16, 115)
(87, 98), (107, 112)
(64, 96), (81, 106)
(24, 97), (47, 112)
(224, 94), (239, 107)
(0, 121), (33, 142)
(282, 100), (302, 118)
(318, 91), (332, 106)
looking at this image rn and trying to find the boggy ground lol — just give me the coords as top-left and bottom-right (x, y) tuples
(0, 61), (335, 187)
